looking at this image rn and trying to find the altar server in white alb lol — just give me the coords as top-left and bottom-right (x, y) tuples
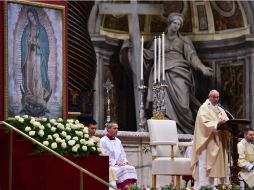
(99, 121), (137, 190)
(238, 128), (254, 187)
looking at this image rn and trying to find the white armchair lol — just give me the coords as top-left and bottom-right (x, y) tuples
(148, 119), (192, 188)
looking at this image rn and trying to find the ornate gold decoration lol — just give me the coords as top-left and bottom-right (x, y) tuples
(151, 113), (169, 120)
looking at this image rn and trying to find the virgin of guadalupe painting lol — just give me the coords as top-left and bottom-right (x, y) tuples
(20, 8), (52, 116)
(5, 2), (66, 119)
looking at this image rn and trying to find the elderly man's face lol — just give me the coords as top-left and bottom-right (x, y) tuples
(108, 123), (118, 137)
(209, 91), (220, 106)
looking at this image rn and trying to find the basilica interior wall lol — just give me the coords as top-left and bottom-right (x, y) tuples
(1, 1), (254, 131)
(89, 1), (254, 131)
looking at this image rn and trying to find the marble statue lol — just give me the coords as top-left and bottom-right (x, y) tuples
(145, 13), (213, 133)
(121, 12), (213, 133)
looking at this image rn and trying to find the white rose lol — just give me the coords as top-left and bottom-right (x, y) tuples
(51, 127), (56, 132)
(61, 131), (67, 137)
(94, 137), (100, 143)
(38, 130), (44, 137)
(82, 146), (87, 151)
(87, 141), (94, 146)
(66, 135), (71, 140)
(57, 118), (63, 122)
(15, 115), (20, 120)
(61, 142), (67, 149)
(76, 144), (80, 148)
(43, 141), (49, 146)
(25, 126), (31, 132)
(51, 142), (57, 149)
(57, 123), (65, 130)
(33, 121), (41, 128)
(47, 135), (53, 140)
(55, 137), (62, 143)
(97, 147), (102, 153)
(39, 125), (45, 130)
(67, 119), (74, 123)
(84, 134), (89, 139)
(70, 124), (77, 130)
(28, 131), (35, 136)
(30, 120), (35, 125)
(78, 123), (84, 128)
(46, 123), (51, 128)
(75, 131), (83, 137)
(91, 147), (96, 151)
(53, 134), (59, 138)
(65, 127), (71, 131)
(41, 118), (47, 122)
(68, 140), (76, 146)
(83, 127), (88, 134)
(50, 119), (56, 124)
(18, 118), (24, 123)
(22, 115), (29, 118)
(75, 120), (79, 124)
(80, 139), (86, 144)
(88, 138), (94, 144)
(72, 146), (78, 152)
(73, 136), (79, 141)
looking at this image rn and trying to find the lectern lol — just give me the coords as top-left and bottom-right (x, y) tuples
(218, 119), (250, 184)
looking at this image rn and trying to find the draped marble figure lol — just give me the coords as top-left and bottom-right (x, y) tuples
(145, 13), (213, 133)
(20, 8), (52, 116)
(121, 12), (213, 133)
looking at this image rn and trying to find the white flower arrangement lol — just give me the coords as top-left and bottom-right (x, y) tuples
(7, 115), (102, 157)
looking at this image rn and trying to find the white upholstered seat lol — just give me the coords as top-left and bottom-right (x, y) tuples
(147, 119), (192, 188)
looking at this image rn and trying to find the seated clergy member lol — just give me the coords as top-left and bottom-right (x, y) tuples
(238, 128), (254, 187)
(84, 118), (118, 189)
(99, 121), (137, 190)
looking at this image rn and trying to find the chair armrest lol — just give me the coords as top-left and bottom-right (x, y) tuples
(150, 141), (177, 146)
(178, 141), (193, 147)
(150, 141), (177, 159)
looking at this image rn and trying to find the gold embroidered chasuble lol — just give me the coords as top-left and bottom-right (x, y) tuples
(191, 99), (229, 179)
(238, 138), (254, 187)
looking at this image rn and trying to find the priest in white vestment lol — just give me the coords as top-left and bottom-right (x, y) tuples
(99, 121), (137, 190)
(191, 90), (230, 189)
(238, 128), (254, 187)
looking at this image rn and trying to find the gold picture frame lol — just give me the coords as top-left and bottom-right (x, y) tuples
(4, 0), (66, 119)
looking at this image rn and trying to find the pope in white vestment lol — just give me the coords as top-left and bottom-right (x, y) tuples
(191, 90), (230, 189)
(238, 128), (254, 187)
(99, 122), (137, 190)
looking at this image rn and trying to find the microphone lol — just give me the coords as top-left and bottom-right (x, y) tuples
(218, 104), (234, 119)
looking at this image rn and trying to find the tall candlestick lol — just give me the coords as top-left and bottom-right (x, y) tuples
(158, 37), (161, 82)
(141, 36), (144, 81)
(162, 33), (165, 80)
(154, 37), (157, 83)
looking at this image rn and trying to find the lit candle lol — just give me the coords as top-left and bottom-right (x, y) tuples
(141, 36), (144, 81)
(154, 37), (157, 83)
(158, 37), (161, 82)
(162, 32), (165, 80)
